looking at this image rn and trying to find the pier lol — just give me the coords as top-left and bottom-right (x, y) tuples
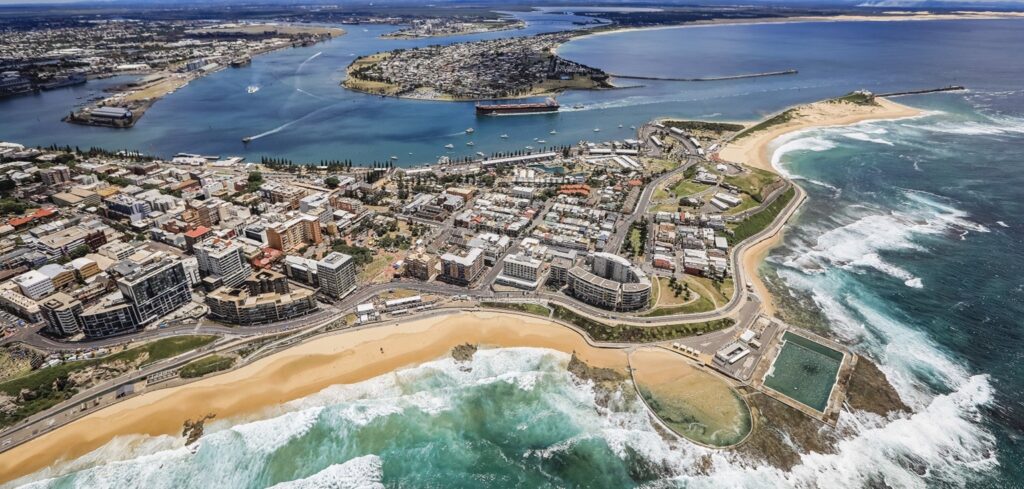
(876, 85), (966, 97)
(609, 69), (798, 82)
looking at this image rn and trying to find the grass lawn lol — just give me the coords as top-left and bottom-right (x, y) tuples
(642, 296), (716, 316)
(649, 158), (681, 173)
(179, 355), (235, 379)
(359, 251), (398, 283)
(551, 305), (733, 343)
(671, 180), (711, 198)
(481, 302), (551, 317)
(723, 167), (781, 202)
(0, 335), (217, 428)
(629, 228), (643, 257)
(729, 187), (796, 244)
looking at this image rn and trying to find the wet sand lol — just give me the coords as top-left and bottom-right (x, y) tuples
(630, 348), (750, 447)
(0, 311), (633, 483)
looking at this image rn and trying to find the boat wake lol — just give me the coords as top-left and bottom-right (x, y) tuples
(244, 103), (345, 142)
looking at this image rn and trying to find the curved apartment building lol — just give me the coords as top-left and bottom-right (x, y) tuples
(567, 252), (651, 311)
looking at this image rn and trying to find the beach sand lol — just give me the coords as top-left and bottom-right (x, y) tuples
(0, 311), (642, 483)
(720, 97), (922, 315)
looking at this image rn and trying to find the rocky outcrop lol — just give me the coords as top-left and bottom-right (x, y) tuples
(451, 343), (478, 363)
(182, 414), (216, 446)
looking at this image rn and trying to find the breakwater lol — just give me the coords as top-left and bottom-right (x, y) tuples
(609, 69), (797, 82)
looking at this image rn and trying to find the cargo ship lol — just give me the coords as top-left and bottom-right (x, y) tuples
(476, 97), (559, 116)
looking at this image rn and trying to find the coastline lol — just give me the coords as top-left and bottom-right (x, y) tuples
(0, 311), (643, 484)
(561, 11), (1024, 46)
(2, 94), (930, 485)
(720, 97), (923, 315)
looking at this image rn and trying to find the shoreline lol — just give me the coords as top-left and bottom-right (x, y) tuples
(0, 311), (645, 484)
(561, 11), (1024, 46)
(720, 97), (924, 315)
(2, 94), (931, 484)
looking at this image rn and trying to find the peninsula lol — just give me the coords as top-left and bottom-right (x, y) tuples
(343, 32), (611, 100)
(0, 90), (918, 484)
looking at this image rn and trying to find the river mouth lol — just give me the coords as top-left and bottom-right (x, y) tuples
(629, 348), (751, 447)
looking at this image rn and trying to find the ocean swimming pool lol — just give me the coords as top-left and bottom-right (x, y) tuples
(763, 332), (843, 412)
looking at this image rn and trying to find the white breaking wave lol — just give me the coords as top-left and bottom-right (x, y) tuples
(267, 455), (385, 489)
(842, 131), (894, 146)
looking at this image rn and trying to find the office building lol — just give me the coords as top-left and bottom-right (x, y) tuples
(113, 258), (192, 327)
(194, 238), (251, 290)
(440, 247), (484, 286)
(317, 252), (356, 298)
(14, 270), (53, 300)
(40, 292), (83, 336)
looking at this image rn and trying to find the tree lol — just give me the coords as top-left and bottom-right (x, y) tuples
(325, 176), (340, 189)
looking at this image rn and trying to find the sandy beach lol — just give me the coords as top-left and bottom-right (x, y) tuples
(720, 97), (922, 314)
(0, 311), (644, 483)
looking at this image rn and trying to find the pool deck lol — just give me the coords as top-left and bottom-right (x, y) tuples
(747, 320), (857, 425)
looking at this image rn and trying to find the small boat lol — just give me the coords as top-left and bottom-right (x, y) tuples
(618, 124), (624, 128)
(537, 139), (547, 144)
(550, 130), (557, 135)
(525, 146), (533, 150)
(573, 104), (584, 109)
(533, 137), (539, 141)
(242, 137), (253, 143)
(465, 128), (475, 134)
(500, 134), (509, 139)
(466, 141), (475, 146)
(247, 85), (259, 94)
(630, 125), (636, 130)
(390, 155), (399, 160)
(476, 151), (486, 157)
(593, 128), (601, 132)
(444, 143), (455, 149)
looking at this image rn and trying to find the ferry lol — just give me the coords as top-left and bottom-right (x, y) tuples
(476, 97), (559, 116)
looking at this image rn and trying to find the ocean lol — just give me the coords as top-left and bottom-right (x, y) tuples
(4, 15), (1024, 489)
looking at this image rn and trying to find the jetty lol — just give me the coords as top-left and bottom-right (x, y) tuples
(609, 69), (797, 82)
(876, 85), (966, 97)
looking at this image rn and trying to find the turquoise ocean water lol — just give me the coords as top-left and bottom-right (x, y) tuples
(3, 14), (1024, 488)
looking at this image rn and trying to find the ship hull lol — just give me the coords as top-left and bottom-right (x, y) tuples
(475, 105), (559, 116)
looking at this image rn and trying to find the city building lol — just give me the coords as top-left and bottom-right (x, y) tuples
(567, 252), (651, 311)
(113, 258), (192, 327)
(440, 247), (484, 286)
(104, 194), (151, 222)
(495, 253), (544, 290)
(13, 269), (53, 300)
(283, 255), (319, 286)
(39, 292), (83, 336)
(404, 249), (438, 281)
(266, 215), (322, 252)
(79, 296), (137, 339)
(317, 252), (356, 298)
(205, 270), (318, 326)
(194, 238), (251, 290)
